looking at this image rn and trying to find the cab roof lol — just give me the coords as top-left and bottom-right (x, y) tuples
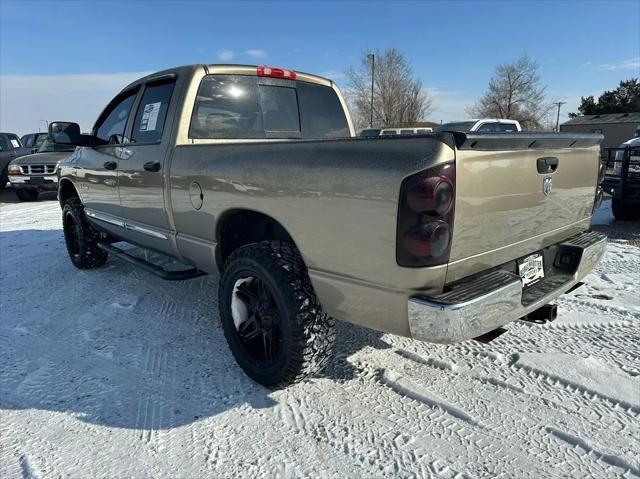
(121, 64), (333, 93)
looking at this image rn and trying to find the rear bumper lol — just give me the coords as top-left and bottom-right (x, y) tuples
(408, 231), (607, 343)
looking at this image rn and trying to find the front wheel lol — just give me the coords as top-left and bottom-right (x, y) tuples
(219, 241), (335, 388)
(62, 198), (108, 269)
(612, 197), (640, 221)
(15, 188), (39, 202)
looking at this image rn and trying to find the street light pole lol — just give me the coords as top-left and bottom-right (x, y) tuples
(553, 102), (566, 132)
(367, 53), (375, 128)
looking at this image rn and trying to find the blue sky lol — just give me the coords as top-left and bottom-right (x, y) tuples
(1, 0), (639, 133)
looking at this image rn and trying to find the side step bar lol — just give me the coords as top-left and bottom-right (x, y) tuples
(98, 243), (206, 281)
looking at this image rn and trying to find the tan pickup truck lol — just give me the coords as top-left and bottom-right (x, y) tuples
(53, 64), (606, 387)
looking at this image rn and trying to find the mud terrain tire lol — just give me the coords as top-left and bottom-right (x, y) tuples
(62, 198), (108, 269)
(219, 241), (335, 388)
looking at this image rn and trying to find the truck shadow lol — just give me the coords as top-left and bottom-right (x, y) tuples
(0, 228), (389, 432)
(0, 185), (58, 205)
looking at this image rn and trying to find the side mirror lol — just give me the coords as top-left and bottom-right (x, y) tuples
(48, 121), (92, 147)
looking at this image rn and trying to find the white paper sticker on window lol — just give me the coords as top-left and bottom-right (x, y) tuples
(10, 139), (20, 148)
(140, 102), (161, 131)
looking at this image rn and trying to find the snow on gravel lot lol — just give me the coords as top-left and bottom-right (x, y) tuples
(1, 191), (639, 478)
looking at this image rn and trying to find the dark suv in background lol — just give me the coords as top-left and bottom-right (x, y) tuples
(0, 133), (29, 188)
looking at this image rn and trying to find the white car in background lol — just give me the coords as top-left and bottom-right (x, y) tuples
(436, 119), (522, 132)
(380, 127), (433, 136)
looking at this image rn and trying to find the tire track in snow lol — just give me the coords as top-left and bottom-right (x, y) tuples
(378, 369), (480, 426)
(394, 349), (456, 371)
(511, 362), (640, 416)
(133, 396), (165, 443)
(546, 426), (640, 477)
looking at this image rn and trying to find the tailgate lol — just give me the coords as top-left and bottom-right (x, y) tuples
(447, 132), (602, 281)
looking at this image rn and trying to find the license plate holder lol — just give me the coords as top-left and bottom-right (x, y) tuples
(28, 177), (45, 185)
(518, 253), (545, 287)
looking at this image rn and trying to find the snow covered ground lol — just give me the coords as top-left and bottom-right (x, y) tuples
(1, 190), (639, 478)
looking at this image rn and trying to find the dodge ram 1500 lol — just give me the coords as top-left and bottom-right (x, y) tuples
(53, 64), (606, 387)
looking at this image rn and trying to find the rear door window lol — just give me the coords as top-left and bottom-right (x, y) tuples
(477, 123), (498, 132)
(131, 81), (175, 143)
(22, 135), (33, 148)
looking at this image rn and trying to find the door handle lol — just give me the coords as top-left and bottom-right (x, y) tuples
(537, 157), (559, 174)
(143, 161), (161, 172)
(103, 161), (117, 170)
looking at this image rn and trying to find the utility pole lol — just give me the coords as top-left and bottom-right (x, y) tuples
(367, 53), (375, 128)
(553, 102), (566, 132)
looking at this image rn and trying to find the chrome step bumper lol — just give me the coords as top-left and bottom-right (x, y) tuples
(408, 230), (607, 343)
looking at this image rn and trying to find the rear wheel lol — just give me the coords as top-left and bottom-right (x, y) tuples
(15, 188), (39, 202)
(612, 197), (640, 221)
(62, 198), (108, 269)
(219, 241), (335, 388)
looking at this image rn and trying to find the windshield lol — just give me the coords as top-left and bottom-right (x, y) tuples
(436, 121), (476, 132)
(37, 138), (76, 153)
(34, 133), (48, 149)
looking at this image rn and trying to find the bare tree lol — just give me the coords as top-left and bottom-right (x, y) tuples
(346, 48), (432, 131)
(467, 56), (551, 130)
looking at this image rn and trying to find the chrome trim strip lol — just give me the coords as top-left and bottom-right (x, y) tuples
(408, 231), (607, 343)
(124, 223), (168, 240)
(85, 209), (169, 240)
(85, 209), (126, 228)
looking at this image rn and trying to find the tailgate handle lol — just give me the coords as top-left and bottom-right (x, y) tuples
(537, 157), (559, 174)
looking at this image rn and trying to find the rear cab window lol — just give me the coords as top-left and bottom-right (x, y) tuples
(496, 123), (518, 132)
(189, 74), (349, 140)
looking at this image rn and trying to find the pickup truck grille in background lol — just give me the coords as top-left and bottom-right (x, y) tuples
(18, 164), (56, 175)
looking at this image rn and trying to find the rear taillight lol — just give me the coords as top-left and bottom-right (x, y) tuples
(397, 163), (455, 267)
(257, 66), (297, 80)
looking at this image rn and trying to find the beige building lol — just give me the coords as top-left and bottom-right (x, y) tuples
(560, 112), (640, 155)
